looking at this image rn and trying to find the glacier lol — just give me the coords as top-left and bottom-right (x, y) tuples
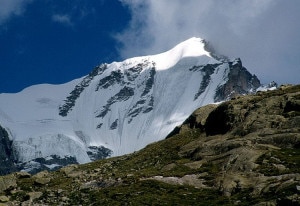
(0, 37), (260, 172)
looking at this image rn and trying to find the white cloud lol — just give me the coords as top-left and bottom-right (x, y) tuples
(52, 14), (73, 26)
(117, 0), (300, 85)
(0, 0), (32, 25)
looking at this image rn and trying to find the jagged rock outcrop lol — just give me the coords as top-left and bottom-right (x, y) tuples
(59, 64), (108, 116)
(0, 126), (17, 175)
(214, 58), (261, 102)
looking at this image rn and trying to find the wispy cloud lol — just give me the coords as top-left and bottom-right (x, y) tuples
(117, 0), (300, 85)
(0, 0), (32, 25)
(52, 14), (73, 26)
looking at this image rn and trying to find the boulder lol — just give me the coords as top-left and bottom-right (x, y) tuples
(0, 175), (17, 192)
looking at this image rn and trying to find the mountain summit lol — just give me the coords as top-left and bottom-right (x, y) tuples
(0, 37), (261, 173)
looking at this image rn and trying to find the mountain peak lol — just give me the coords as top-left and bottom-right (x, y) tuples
(0, 37), (261, 174)
(161, 37), (210, 58)
(150, 37), (214, 70)
(121, 37), (215, 71)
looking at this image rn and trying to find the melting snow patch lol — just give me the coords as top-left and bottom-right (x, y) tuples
(45, 164), (61, 170)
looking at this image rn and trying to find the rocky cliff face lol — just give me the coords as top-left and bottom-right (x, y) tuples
(0, 84), (299, 205)
(0, 126), (17, 175)
(214, 58), (261, 102)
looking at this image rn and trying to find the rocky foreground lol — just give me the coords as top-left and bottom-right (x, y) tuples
(0, 84), (300, 205)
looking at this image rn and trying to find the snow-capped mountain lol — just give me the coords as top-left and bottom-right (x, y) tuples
(0, 37), (261, 173)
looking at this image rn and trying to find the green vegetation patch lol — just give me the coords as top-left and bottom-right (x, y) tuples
(255, 148), (300, 176)
(67, 180), (230, 206)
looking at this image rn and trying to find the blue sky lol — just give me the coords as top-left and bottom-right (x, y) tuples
(1, 0), (300, 93)
(0, 0), (130, 92)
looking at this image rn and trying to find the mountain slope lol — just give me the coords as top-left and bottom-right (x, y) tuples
(0, 84), (299, 205)
(0, 37), (260, 173)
